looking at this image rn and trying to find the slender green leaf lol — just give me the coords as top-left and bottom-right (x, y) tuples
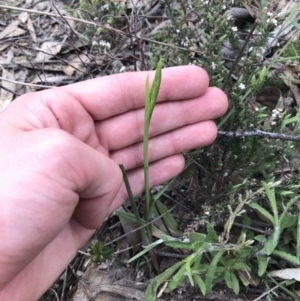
(128, 239), (164, 263)
(149, 59), (162, 118)
(169, 264), (186, 291)
(272, 250), (300, 266)
(248, 202), (274, 224)
(205, 251), (224, 293)
(145, 261), (182, 301)
(262, 181), (278, 222)
(153, 199), (183, 235)
(164, 240), (193, 250)
(265, 226), (280, 255)
(297, 214), (300, 259)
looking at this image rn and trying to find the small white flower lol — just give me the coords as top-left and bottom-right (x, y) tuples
(255, 107), (259, 111)
(232, 26), (238, 32)
(211, 62), (216, 69)
(272, 19), (278, 26)
(224, 172), (228, 177)
(99, 40), (111, 50)
(222, 5), (226, 9)
(234, 155), (238, 159)
(267, 12), (273, 17)
(239, 83), (246, 90)
(120, 66), (126, 72)
(271, 121), (276, 125)
(176, 29), (180, 33)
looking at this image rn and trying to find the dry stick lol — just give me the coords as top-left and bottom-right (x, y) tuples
(0, 4), (204, 56)
(0, 77), (53, 89)
(252, 281), (286, 301)
(222, 20), (258, 90)
(218, 129), (300, 142)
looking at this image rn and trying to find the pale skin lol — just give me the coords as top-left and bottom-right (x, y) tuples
(0, 66), (228, 301)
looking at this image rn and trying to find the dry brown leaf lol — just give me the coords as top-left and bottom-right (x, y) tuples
(0, 20), (26, 39)
(283, 64), (300, 106)
(27, 17), (37, 43)
(18, 12), (29, 23)
(35, 41), (62, 62)
(63, 53), (90, 76)
(0, 67), (16, 111)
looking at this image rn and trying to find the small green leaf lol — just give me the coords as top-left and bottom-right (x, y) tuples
(205, 251), (224, 293)
(224, 270), (232, 289)
(189, 232), (206, 244)
(206, 222), (219, 243)
(231, 272), (240, 294)
(194, 274), (206, 295)
(145, 261), (182, 301)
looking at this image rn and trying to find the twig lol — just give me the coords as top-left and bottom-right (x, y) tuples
(218, 129), (300, 142)
(0, 77), (52, 89)
(222, 20), (258, 90)
(252, 281), (286, 301)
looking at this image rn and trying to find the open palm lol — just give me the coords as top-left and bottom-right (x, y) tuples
(0, 66), (227, 300)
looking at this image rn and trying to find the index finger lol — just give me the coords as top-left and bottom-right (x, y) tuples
(61, 65), (209, 120)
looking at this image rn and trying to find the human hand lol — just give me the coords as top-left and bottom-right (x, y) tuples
(0, 66), (227, 300)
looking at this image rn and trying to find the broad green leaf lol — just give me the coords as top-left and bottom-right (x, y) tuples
(272, 250), (300, 266)
(206, 222), (219, 243)
(257, 254), (268, 276)
(194, 274), (206, 295)
(189, 232), (206, 244)
(280, 215), (297, 231)
(231, 272), (240, 294)
(231, 262), (251, 271)
(248, 202), (274, 224)
(205, 251), (224, 293)
(224, 270), (232, 289)
(145, 261), (182, 301)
